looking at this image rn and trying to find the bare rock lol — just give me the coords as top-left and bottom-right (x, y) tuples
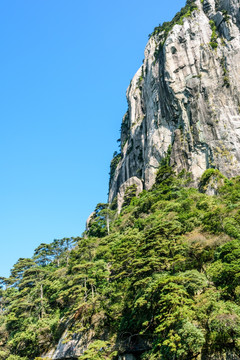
(86, 211), (95, 231)
(109, 0), (240, 204)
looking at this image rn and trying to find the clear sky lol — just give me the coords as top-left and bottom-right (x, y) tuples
(0, 0), (185, 277)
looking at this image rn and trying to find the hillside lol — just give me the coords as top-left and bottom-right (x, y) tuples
(1, 167), (240, 359)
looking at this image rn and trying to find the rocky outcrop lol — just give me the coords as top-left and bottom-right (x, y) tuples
(109, 0), (240, 204)
(117, 352), (240, 360)
(46, 331), (151, 360)
(118, 354), (137, 360)
(116, 176), (143, 213)
(86, 211), (95, 231)
(44, 335), (83, 359)
(44, 328), (95, 359)
(202, 351), (240, 360)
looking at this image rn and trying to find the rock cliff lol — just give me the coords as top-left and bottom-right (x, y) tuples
(45, 1), (240, 358)
(109, 0), (240, 205)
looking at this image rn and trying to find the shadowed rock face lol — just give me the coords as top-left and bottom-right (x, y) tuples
(44, 330), (94, 359)
(202, 351), (240, 359)
(109, 0), (240, 204)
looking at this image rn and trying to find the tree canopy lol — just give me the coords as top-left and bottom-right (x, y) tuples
(1, 168), (240, 359)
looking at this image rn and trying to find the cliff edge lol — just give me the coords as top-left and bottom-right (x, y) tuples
(109, 0), (240, 205)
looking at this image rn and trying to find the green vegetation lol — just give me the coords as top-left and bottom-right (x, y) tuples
(1, 164), (240, 359)
(122, 184), (137, 208)
(220, 57), (230, 87)
(223, 76), (230, 87)
(137, 75), (143, 88)
(222, 9), (230, 23)
(220, 57), (228, 76)
(109, 151), (122, 186)
(209, 20), (218, 49)
(198, 168), (226, 192)
(137, 66), (144, 90)
(149, 0), (198, 42)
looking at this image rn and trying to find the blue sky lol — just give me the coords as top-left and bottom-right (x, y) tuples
(0, 0), (185, 277)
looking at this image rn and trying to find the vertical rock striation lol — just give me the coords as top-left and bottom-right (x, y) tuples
(109, 0), (240, 204)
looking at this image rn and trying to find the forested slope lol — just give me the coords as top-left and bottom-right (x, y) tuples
(1, 165), (240, 359)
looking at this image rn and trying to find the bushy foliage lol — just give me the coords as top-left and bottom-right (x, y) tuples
(149, 0), (198, 41)
(109, 151), (121, 186)
(122, 184), (137, 208)
(1, 168), (240, 359)
(209, 19), (218, 49)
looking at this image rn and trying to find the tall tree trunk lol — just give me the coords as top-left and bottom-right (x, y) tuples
(106, 212), (110, 235)
(40, 283), (44, 318)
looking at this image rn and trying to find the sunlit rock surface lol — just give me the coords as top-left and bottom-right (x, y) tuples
(109, 0), (240, 204)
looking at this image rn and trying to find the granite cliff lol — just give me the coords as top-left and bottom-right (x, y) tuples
(109, 0), (240, 209)
(48, 1), (240, 356)
(2, 1), (240, 360)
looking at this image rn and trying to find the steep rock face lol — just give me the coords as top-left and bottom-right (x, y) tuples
(109, 0), (240, 203)
(45, 332), (90, 359)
